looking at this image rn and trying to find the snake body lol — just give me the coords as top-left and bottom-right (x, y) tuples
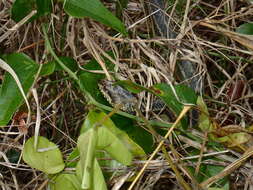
(98, 79), (166, 113)
(98, 79), (137, 113)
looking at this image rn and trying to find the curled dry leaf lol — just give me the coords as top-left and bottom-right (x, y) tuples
(215, 125), (253, 152)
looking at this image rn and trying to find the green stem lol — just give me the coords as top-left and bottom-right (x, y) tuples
(42, 25), (78, 81)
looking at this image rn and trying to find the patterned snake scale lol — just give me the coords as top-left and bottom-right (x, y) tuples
(98, 79), (166, 113)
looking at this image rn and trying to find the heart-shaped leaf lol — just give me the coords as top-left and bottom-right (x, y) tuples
(22, 136), (65, 174)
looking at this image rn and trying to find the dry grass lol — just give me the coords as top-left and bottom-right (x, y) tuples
(1, 0), (253, 189)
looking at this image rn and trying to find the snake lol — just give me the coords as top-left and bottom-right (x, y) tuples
(98, 79), (166, 114)
(98, 79), (138, 113)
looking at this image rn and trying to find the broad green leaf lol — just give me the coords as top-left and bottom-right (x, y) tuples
(0, 53), (39, 125)
(75, 161), (83, 185)
(54, 56), (79, 72)
(80, 110), (146, 158)
(150, 83), (197, 108)
(76, 158), (107, 190)
(150, 83), (197, 128)
(97, 127), (132, 165)
(92, 158), (107, 190)
(79, 52), (115, 71)
(77, 128), (97, 189)
(11, 0), (35, 22)
(78, 72), (106, 105)
(64, 0), (127, 35)
(40, 61), (56, 76)
(50, 173), (81, 190)
(111, 114), (153, 154)
(236, 23), (253, 35)
(11, 0), (52, 22)
(95, 151), (125, 176)
(116, 80), (148, 94)
(36, 0), (52, 17)
(22, 136), (65, 174)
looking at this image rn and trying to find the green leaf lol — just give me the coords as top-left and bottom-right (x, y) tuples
(205, 165), (229, 190)
(40, 61), (56, 76)
(197, 96), (213, 132)
(36, 0), (52, 17)
(78, 72), (106, 105)
(78, 55), (115, 105)
(6, 149), (20, 163)
(111, 114), (153, 153)
(92, 159), (107, 190)
(76, 158), (107, 190)
(150, 83), (197, 128)
(95, 151), (125, 177)
(80, 110), (146, 158)
(236, 23), (253, 35)
(116, 80), (148, 94)
(64, 0), (127, 35)
(217, 132), (251, 148)
(0, 53), (39, 125)
(76, 128), (97, 189)
(187, 154), (229, 189)
(150, 83), (197, 106)
(22, 136), (65, 174)
(11, 0), (52, 22)
(54, 57), (79, 72)
(50, 173), (82, 190)
(11, 0), (35, 22)
(66, 148), (79, 168)
(97, 127), (132, 165)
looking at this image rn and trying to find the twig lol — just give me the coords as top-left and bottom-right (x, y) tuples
(0, 10), (37, 43)
(128, 105), (192, 190)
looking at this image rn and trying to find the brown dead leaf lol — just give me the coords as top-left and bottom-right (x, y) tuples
(13, 111), (28, 134)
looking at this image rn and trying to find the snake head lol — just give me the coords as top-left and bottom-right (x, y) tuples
(98, 79), (137, 113)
